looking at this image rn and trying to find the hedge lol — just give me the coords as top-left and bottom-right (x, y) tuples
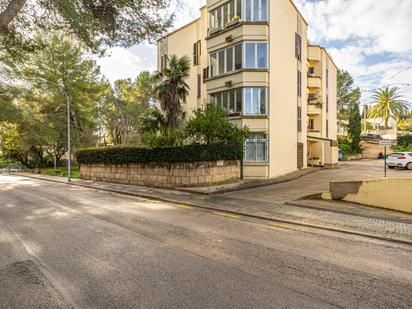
(398, 135), (412, 147)
(76, 143), (243, 165)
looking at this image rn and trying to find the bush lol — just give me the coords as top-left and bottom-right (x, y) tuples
(185, 105), (249, 145)
(143, 129), (185, 147)
(76, 143), (243, 165)
(397, 134), (412, 147)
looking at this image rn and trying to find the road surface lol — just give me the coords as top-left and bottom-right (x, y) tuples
(0, 175), (411, 308)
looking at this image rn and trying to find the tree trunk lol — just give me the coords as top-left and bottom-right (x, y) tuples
(0, 0), (28, 32)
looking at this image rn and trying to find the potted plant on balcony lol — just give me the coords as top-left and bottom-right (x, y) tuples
(226, 15), (241, 28)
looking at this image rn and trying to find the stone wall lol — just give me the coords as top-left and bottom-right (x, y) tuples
(80, 160), (240, 188)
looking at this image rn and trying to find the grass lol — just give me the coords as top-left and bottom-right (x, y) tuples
(40, 166), (81, 179)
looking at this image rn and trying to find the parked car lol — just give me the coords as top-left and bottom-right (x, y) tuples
(387, 152), (412, 170)
(338, 149), (343, 161)
(361, 133), (382, 143)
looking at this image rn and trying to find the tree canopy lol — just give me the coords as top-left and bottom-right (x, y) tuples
(337, 69), (361, 120)
(368, 87), (410, 129)
(0, 0), (173, 52)
(0, 33), (104, 167)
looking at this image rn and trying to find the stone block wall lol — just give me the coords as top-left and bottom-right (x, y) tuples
(80, 160), (240, 188)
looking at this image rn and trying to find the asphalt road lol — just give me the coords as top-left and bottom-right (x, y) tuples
(1, 175), (411, 308)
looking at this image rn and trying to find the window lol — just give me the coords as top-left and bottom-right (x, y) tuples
(245, 43), (255, 68)
(297, 70), (302, 97)
(218, 50), (225, 74)
(235, 88), (242, 112)
(234, 44), (242, 70)
(193, 41), (201, 66)
(209, 42), (266, 77)
(210, 88), (243, 115)
(209, 43), (243, 77)
(210, 53), (217, 77)
(236, 0), (242, 18)
(203, 67), (209, 83)
(244, 42), (268, 69)
(297, 106), (302, 132)
(295, 33), (302, 60)
(308, 67), (315, 75)
(245, 133), (268, 163)
(257, 43), (268, 68)
(326, 94), (329, 113)
(308, 119), (314, 130)
(197, 74), (201, 98)
(210, 0), (267, 31)
(244, 0), (268, 21)
(210, 87), (267, 116)
(326, 69), (329, 88)
(244, 87), (267, 115)
(226, 47), (234, 72)
(209, 0), (243, 31)
(326, 120), (329, 138)
(160, 55), (168, 70)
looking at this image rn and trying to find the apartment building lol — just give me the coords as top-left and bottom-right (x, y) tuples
(157, 0), (338, 179)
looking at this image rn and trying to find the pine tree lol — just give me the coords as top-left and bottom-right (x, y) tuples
(347, 102), (362, 153)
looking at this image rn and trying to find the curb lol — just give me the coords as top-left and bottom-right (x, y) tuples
(285, 201), (412, 224)
(12, 173), (412, 247)
(177, 168), (323, 195)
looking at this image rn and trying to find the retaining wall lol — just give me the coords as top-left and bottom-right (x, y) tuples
(330, 178), (412, 213)
(80, 160), (240, 188)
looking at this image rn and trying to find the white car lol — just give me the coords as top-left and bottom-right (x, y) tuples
(387, 152), (412, 170)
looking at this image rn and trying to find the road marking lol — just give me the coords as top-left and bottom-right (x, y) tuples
(179, 205), (192, 209)
(213, 212), (240, 219)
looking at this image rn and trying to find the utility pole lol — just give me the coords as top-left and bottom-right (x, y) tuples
(67, 93), (71, 183)
(62, 85), (72, 183)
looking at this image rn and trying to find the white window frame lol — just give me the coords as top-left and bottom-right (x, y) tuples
(243, 41), (268, 69)
(210, 88), (243, 115)
(243, 87), (268, 115)
(244, 0), (268, 21)
(245, 132), (268, 163)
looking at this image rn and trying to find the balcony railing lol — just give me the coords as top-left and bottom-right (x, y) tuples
(308, 76), (321, 88)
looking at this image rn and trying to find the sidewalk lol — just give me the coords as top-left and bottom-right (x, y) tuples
(13, 172), (412, 245)
(178, 167), (321, 194)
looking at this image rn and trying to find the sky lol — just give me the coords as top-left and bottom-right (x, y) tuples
(96, 0), (412, 106)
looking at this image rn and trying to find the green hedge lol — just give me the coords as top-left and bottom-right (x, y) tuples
(398, 135), (412, 147)
(76, 143), (242, 165)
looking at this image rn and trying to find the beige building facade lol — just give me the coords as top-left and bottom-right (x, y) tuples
(158, 0), (339, 178)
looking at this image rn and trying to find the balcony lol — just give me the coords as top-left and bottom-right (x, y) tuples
(308, 130), (322, 138)
(307, 104), (322, 115)
(308, 46), (321, 62)
(308, 76), (321, 89)
(207, 22), (268, 50)
(206, 69), (269, 92)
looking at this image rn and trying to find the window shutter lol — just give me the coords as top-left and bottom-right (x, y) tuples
(197, 74), (201, 98)
(193, 43), (198, 65)
(203, 67), (209, 83)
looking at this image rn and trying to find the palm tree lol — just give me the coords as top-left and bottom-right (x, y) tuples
(154, 55), (191, 128)
(140, 106), (168, 133)
(368, 87), (409, 130)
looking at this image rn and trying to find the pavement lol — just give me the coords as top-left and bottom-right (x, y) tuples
(223, 160), (412, 203)
(11, 160), (412, 244)
(1, 175), (412, 308)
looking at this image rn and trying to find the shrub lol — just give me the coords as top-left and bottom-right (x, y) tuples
(76, 143), (243, 165)
(185, 104), (249, 145)
(143, 129), (185, 147)
(397, 134), (412, 147)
